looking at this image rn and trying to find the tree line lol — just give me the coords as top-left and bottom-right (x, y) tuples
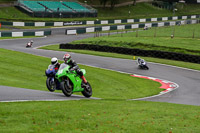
(97, 0), (198, 10)
(98, 0), (179, 10)
(99, 0), (137, 9)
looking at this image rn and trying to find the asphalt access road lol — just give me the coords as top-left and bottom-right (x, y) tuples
(0, 34), (200, 105)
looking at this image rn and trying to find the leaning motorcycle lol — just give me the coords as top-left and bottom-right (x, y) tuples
(26, 42), (32, 48)
(137, 59), (149, 70)
(45, 65), (60, 92)
(55, 63), (92, 98)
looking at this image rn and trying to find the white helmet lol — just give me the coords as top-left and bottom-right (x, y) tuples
(51, 57), (58, 66)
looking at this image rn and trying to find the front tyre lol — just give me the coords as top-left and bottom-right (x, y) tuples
(46, 77), (56, 92)
(145, 65), (149, 70)
(61, 81), (73, 97)
(81, 82), (92, 98)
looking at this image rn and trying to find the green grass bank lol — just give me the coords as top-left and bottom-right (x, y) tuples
(1, 100), (200, 132)
(71, 24), (200, 56)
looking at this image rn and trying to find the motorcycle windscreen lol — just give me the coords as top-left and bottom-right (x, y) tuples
(58, 63), (70, 70)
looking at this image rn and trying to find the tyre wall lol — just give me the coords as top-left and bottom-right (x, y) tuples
(60, 43), (200, 64)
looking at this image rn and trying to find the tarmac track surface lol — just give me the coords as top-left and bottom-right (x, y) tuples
(0, 34), (200, 106)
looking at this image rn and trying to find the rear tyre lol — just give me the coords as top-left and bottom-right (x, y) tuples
(46, 77), (56, 92)
(61, 81), (73, 97)
(81, 82), (92, 98)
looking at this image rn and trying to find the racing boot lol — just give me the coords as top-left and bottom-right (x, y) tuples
(81, 76), (87, 84)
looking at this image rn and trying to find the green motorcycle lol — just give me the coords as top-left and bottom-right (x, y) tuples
(55, 63), (92, 98)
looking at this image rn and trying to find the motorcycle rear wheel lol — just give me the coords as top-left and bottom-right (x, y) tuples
(46, 77), (56, 92)
(81, 82), (92, 98)
(61, 81), (73, 97)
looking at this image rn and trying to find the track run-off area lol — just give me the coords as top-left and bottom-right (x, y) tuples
(0, 33), (200, 106)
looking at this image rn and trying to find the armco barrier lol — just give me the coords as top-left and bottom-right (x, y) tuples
(1, 21), (63, 27)
(1, 14), (200, 27)
(0, 30), (51, 37)
(65, 19), (199, 35)
(59, 43), (200, 64)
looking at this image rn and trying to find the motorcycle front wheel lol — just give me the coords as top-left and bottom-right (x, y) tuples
(61, 81), (73, 97)
(46, 77), (56, 92)
(81, 82), (92, 98)
(145, 65), (149, 70)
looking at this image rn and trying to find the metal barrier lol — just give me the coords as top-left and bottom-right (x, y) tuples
(0, 30), (51, 37)
(66, 19), (200, 35)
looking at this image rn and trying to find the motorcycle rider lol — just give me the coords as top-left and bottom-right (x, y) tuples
(30, 40), (33, 46)
(51, 57), (60, 72)
(26, 40), (33, 47)
(137, 57), (145, 65)
(63, 53), (87, 84)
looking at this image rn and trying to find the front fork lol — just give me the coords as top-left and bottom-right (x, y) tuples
(65, 78), (70, 87)
(51, 77), (54, 83)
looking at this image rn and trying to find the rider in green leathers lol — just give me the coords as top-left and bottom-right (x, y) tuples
(63, 53), (87, 84)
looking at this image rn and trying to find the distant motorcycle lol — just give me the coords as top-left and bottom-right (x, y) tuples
(45, 65), (61, 92)
(26, 40), (33, 48)
(136, 58), (149, 70)
(26, 42), (32, 48)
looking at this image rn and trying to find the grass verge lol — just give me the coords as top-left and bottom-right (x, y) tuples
(1, 100), (200, 132)
(0, 48), (161, 99)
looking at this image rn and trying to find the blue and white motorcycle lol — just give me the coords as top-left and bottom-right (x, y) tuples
(45, 65), (61, 92)
(136, 58), (149, 70)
